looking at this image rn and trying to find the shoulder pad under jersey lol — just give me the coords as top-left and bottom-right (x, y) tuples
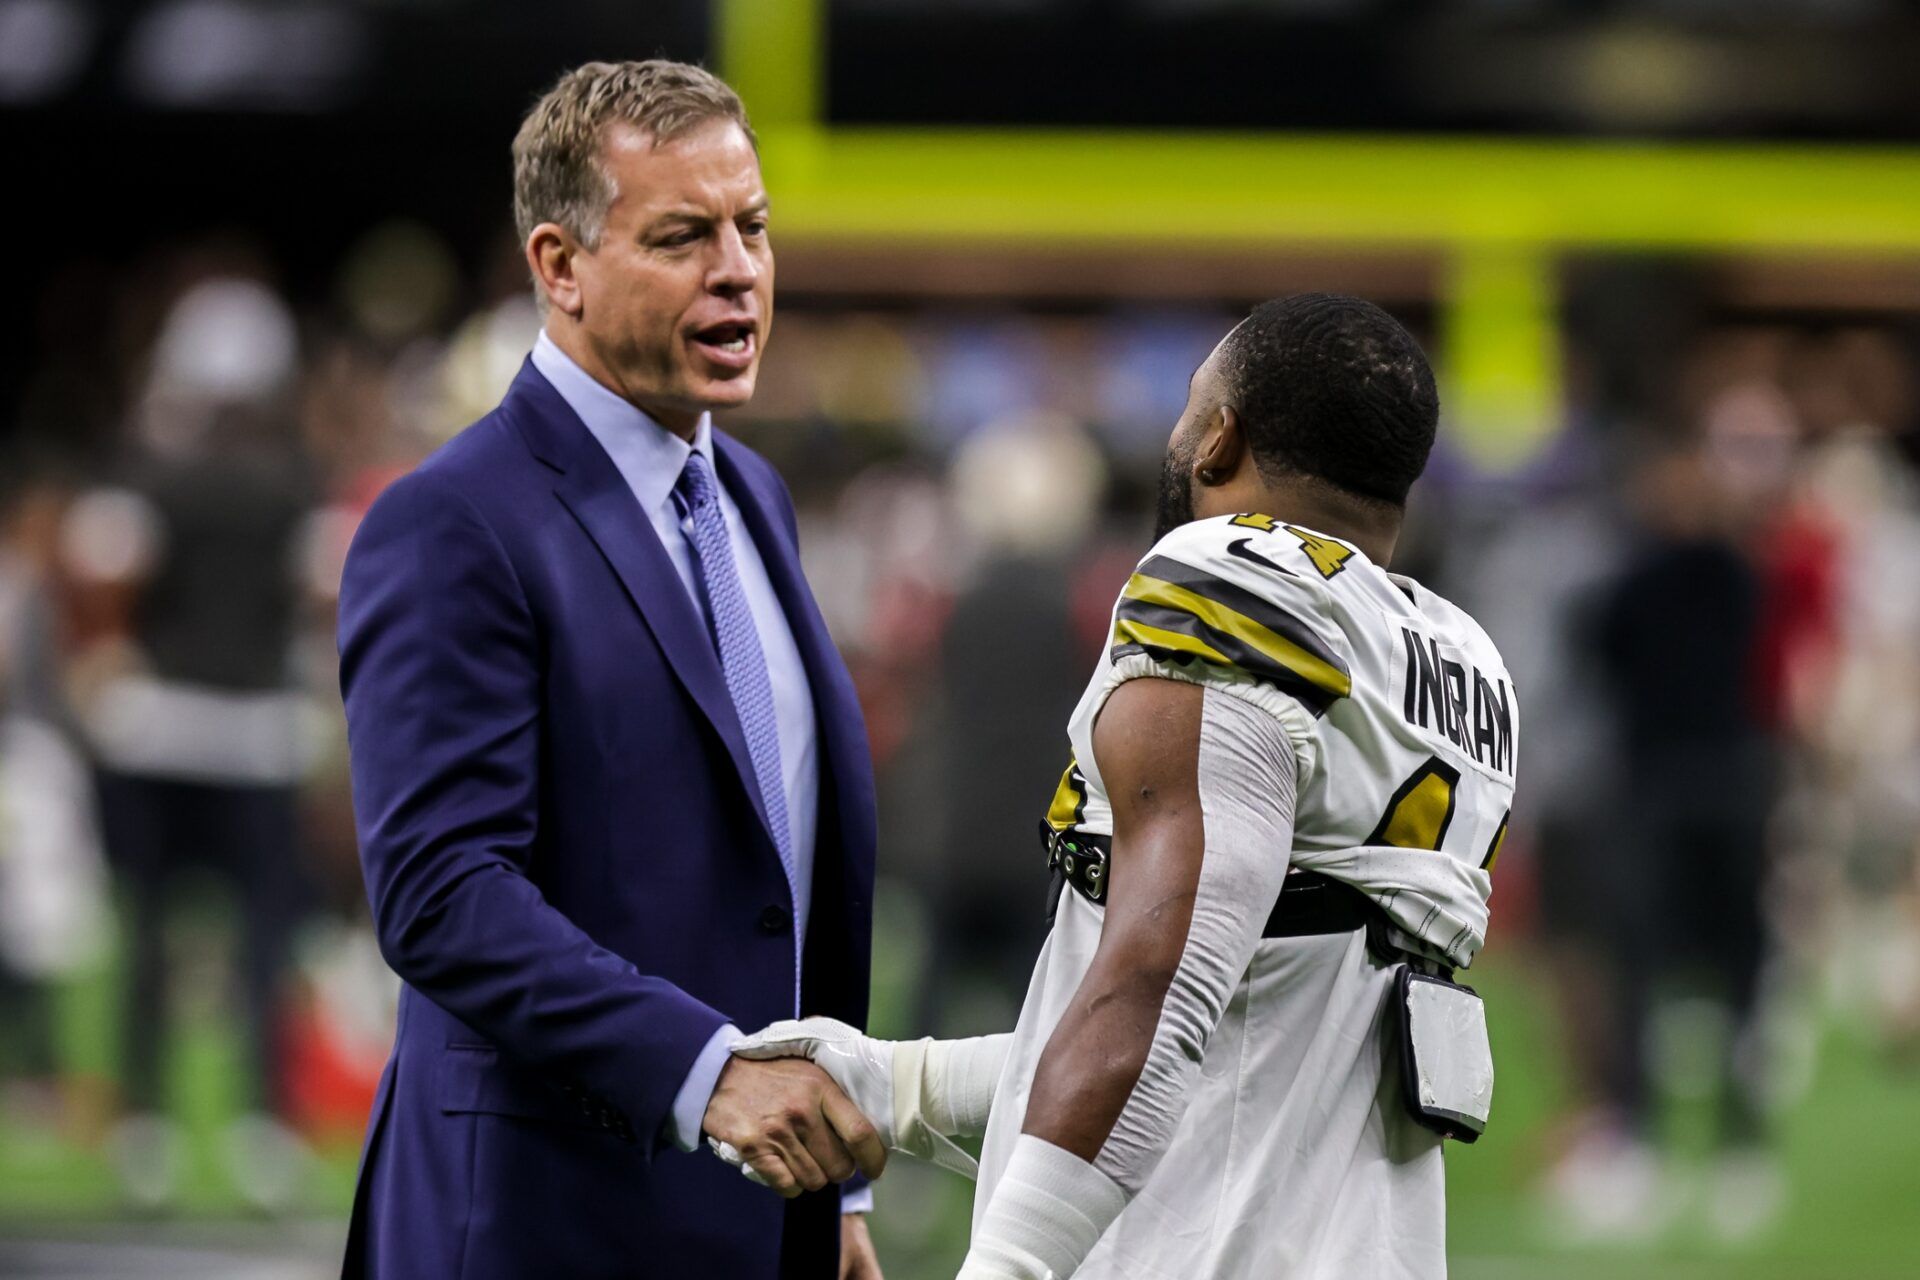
(1109, 515), (1354, 716)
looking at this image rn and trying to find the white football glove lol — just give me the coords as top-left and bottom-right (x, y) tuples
(707, 1017), (1008, 1183)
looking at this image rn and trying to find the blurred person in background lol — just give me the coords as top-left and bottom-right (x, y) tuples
(68, 274), (325, 1213)
(1508, 272), (1703, 1196)
(0, 471), (110, 1132)
(1468, 448), (1632, 1216)
(1578, 432), (1785, 1241)
(337, 61), (884, 1279)
(917, 413), (1107, 1035)
(1797, 424), (1920, 1054)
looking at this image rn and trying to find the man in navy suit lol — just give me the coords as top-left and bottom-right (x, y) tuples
(337, 61), (887, 1278)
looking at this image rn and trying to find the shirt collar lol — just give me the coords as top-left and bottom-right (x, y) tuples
(531, 329), (714, 520)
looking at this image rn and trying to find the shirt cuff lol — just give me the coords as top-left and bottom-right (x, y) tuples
(667, 1022), (742, 1152)
(840, 1183), (874, 1214)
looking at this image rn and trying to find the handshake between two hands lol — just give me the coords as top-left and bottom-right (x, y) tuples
(700, 1018), (989, 1199)
(706, 1024), (1092, 1280)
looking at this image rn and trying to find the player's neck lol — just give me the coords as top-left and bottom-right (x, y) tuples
(1255, 476), (1403, 568)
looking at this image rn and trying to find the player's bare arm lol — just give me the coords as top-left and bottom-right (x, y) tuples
(958, 674), (1299, 1280)
(1021, 676), (1207, 1161)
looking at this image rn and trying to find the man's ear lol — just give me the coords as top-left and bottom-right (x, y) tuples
(526, 223), (584, 317)
(1193, 404), (1246, 486)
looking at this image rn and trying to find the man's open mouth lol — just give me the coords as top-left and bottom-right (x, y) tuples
(691, 321), (757, 367)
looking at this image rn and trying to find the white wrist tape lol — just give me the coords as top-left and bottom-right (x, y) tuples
(906, 1032), (1009, 1140)
(960, 1134), (1126, 1280)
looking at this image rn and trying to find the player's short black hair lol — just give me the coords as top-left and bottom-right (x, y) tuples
(1215, 293), (1439, 507)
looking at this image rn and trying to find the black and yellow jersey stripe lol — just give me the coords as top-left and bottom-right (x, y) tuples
(1110, 554), (1352, 716)
(1043, 756), (1091, 835)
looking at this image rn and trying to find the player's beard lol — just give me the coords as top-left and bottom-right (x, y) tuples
(1152, 434), (1198, 543)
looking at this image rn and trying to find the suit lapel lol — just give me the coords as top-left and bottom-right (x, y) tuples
(501, 361), (777, 849)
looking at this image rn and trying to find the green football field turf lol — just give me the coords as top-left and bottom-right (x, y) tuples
(3, 897), (1917, 1279)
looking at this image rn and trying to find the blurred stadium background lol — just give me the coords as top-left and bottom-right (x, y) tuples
(6, 0), (1920, 1275)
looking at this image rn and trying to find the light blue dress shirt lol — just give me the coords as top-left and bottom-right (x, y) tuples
(529, 334), (839, 1174)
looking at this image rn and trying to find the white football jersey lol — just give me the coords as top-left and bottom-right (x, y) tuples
(976, 514), (1519, 1279)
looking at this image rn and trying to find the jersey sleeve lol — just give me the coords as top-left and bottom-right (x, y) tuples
(1099, 517), (1352, 763)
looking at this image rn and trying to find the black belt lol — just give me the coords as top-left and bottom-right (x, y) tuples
(1041, 821), (1374, 939)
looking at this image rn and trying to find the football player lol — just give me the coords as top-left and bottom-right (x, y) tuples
(726, 295), (1517, 1279)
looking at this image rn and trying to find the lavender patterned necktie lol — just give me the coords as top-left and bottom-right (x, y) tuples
(674, 452), (800, 1009)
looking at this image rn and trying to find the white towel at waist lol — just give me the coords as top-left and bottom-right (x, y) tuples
(1288, 843), (1492, 971)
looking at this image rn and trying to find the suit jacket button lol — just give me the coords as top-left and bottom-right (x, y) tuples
(759, 905), (791, 935)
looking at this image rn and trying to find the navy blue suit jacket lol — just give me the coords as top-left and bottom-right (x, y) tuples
(337, 362), (876, 1279)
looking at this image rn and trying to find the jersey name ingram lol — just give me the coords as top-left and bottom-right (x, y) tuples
(1397, 625), (1514, 777)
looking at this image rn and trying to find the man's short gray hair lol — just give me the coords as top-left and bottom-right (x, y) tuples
(512, 60), (755, 250)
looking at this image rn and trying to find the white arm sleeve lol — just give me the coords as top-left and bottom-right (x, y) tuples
(1092, 684), (1298, 1193)
(962, 686), (1298, 1278)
